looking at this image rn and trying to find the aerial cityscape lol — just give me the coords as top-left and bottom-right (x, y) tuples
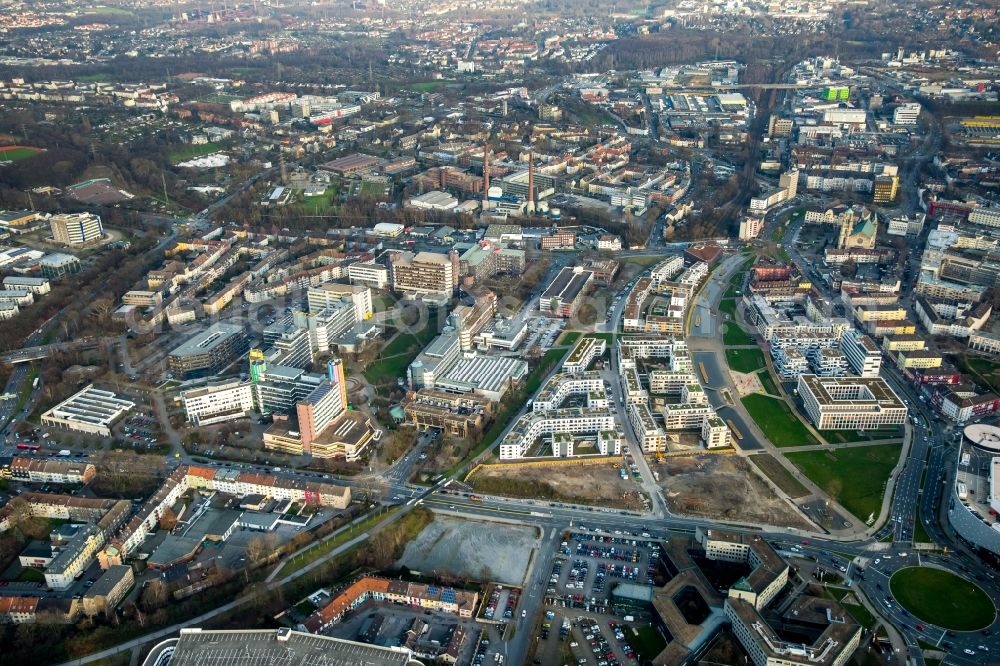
(0, 1), (999, 665)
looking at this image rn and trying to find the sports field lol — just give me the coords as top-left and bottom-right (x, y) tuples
(0, 146), (42, 162)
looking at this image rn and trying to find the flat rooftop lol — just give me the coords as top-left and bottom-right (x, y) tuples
(541, 267), (593, 303)
(41, 385), (134, 428)
(170, 322), (245, 358)
(160, 628), (421, 666)
(798, 374), (906, 410)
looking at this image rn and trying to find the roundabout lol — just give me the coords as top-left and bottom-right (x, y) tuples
(889, 566), (996, 631)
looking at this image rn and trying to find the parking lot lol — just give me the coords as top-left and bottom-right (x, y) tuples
(530, 529), (664, 665)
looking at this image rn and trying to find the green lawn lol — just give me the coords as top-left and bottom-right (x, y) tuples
(200, 93), (241, 104)
(890, 567), (995, 631)
(748, 454), (809, 498)
(741, 393), (820, 448)
(786, 443), (902, 522)
(725, 347), (766, 374)
(168, 142), (225, 165)
(360, 180), (385, 196)
(842, 602), (876, 629)
(913, 516), (933, 544)
(85, 5), (134, 16)
(407, 81), (447, 92)
(960, 356), (1000, 394)
(301, 186), (340, 215)
(757, 370), (780, 396)
(722, 322), (755, 346)
(632, 626), (668, 662)
(718, 298), (736, 317)
(15, 567), (45, 583)
(0, 147), (41, 162)
(364, 316), (440, 385)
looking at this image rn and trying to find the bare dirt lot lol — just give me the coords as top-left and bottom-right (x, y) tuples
(652, 454), (811, 529)
(468, 461), (647, 510)
(397, 515), (538, 586)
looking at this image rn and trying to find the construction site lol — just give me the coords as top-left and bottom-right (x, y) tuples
(650, 453), (812, 529)
(466, 459), (648, 510)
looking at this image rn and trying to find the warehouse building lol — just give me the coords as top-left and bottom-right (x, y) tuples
(143, 628), (423, 666)
(540, 266), (594, 318)
(41, 385), (135, 437)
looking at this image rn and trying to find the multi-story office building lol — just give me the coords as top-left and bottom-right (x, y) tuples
(261, 323), (314, 368)
(797, 374), (907, 430)
(306, 283), (372, 323)
(181, 380), (255, 426)
(872, 174), (898, 203)
(49, 213), (104, 246)
(893, 102), (921, 125)
(450, 295), (497, 351)
(839, 330), (882, 377)
(390, 250), (458, 303)
(168, 323), (249, 379)
(347, 262), (389, 289)
(402, 389), (488, 437)
(408, 328), (462, 390)
(40, 252), (81, 279)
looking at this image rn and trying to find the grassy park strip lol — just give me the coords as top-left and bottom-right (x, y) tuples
(725, 347), (766, 373)
(740, 393), (820, 447)
(786, 443), (902, 522)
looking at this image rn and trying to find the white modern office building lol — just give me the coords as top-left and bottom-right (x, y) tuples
(797, 374), (907, 430)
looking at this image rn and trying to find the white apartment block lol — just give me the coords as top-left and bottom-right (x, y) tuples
(808, 348), (850, 377)
(797, 374), (907, 430)
(649, 370), (698, 395)
(702, 416), (731, 449)
(2, 276), (50, 295)
(839, 330), (882, 378)
(739, 216), (764, 240)
(623, 366), (648, 404)
(0, 288), (33, 307)
(45, 525), (104, 591)
(773, 347), (809, 380)
(662, 403), (715, 430)
(532, 372), (606, 412)
(499, 408), (616, 460)
(627, 402), (667, 453)
(969, 331), (1000, 356)
(770, 331), (841, 351)
(681, 382), (707, 405)
(563, 337), (606, 374)
(181, 380), (255, 426)
(649, 256), (685, 284)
